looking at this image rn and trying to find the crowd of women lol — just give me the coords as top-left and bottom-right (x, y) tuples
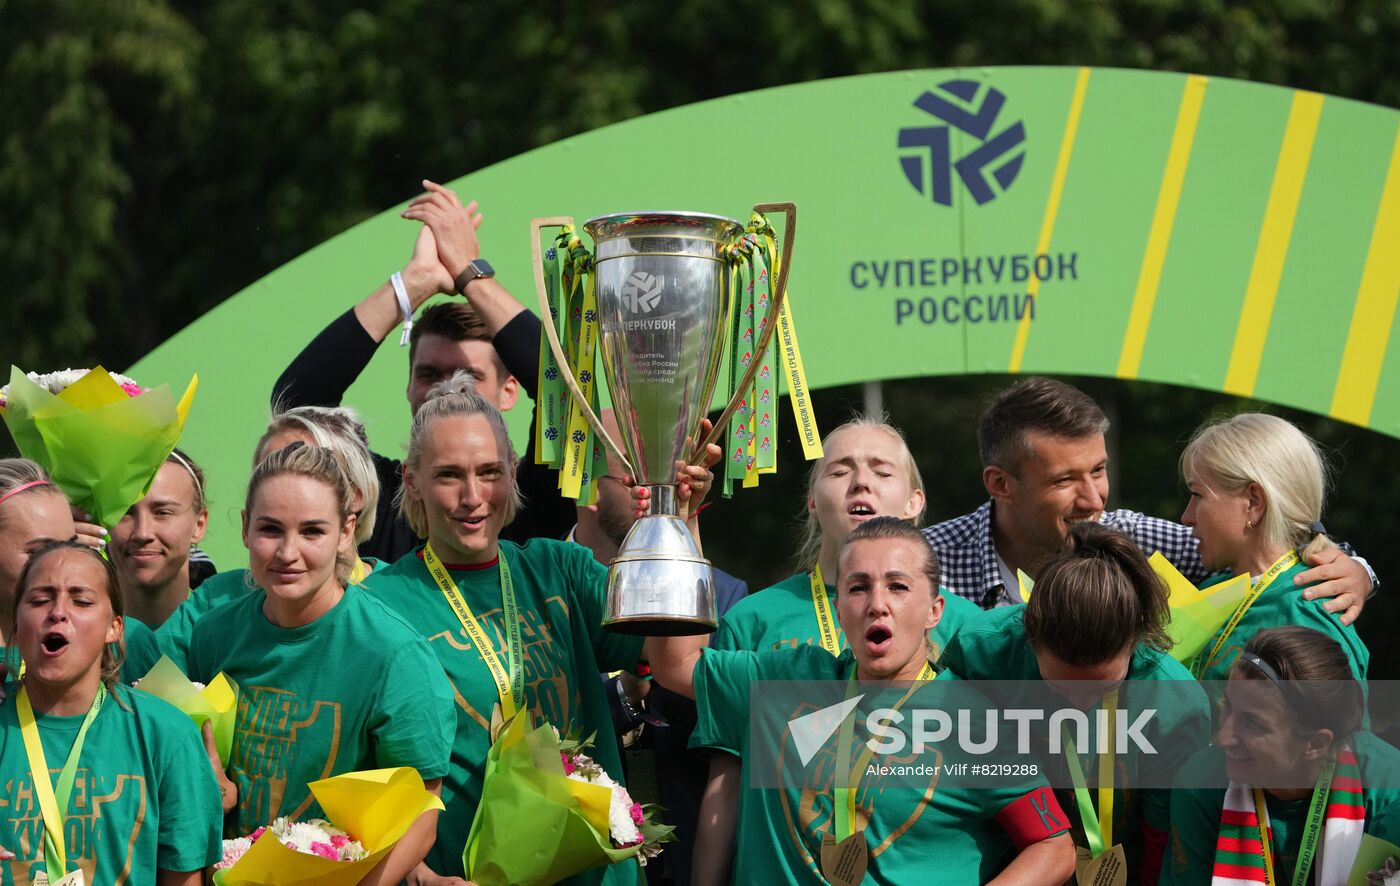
(0, 190), (1393, 885)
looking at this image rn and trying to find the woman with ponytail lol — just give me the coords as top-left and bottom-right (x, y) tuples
(939, 522), (1211, 882)
(1179, 413), (1368, 681)
(1164, 626), (1400, 884)
(0, 540), (221, 883)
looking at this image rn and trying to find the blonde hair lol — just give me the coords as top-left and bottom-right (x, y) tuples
(1180, 413), (1336, 560)
(395, 371), (522, 539)
(795, 414), (926, 572)
(246, 443), (357, 585)
(256, 405), (379, 544)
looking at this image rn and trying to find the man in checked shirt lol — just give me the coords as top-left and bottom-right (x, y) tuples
(923, 377), (1374, 619)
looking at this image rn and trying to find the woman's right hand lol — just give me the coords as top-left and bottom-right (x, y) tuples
(405, 863), (475, 885)
(201, 721), (238, 813)
(69, 506), (106, 552)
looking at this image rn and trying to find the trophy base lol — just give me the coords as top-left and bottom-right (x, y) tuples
(603, 514), (718, 636)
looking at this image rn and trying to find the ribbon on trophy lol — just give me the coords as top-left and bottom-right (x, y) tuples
(720, 212), (820, 497)
(536, 227), (604, 505)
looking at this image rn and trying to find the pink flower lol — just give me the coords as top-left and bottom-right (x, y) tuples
(119, 381), (144, 398)
(630, 803), (645, 826)
(330, 834), (351, 848)
(310, 842), (338, 860)
(249, 827), (267, 842)
(561, 752), (575, 775)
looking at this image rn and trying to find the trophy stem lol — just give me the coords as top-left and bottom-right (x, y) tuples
(647, 485), (678, 517)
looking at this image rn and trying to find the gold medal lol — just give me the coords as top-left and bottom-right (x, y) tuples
(820, 830), (869, 886)
(1075, 844), (1127, 886)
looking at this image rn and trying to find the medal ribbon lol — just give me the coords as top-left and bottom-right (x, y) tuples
(809, 565), (842, 657)
(423, 543), (523, 720)
(18, 683), (106, 884)
(1193, 549), (1301, 679)
(1251, 757), (1334, 886)
(833, 661), (937, 840)
(558, 236), (600, 502)
(1062, 689), (1118, 856)
(535, 233), (567, 467)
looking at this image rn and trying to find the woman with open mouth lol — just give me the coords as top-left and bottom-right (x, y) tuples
(1178, 413), (1369, 683)
(0, 458), (161, 683)
(1164, 626), (1400, 884)
(0, 539), (222, 884)
(156, 406), (383, 672)
(694, 415), (982, 884)
(187, 442), (455, 884)
(361, 371), (715, 885)
(939, 522), (1212, 882)
(108, 448), (210, 632)
(648, 516), (1077, 884)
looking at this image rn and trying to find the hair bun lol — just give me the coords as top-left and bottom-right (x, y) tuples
(426, 370), (481, 402)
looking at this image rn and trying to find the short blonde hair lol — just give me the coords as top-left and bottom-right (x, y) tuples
(256, 405), (379, 544)
(1180, 413), (1335, 560)
(395, 372), (522, 539)
(795, 414), (925, 572)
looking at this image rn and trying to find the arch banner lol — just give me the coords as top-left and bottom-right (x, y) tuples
(131, 67), (1400, 564)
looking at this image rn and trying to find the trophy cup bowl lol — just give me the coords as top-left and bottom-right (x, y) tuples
(534, 205), (796, 635)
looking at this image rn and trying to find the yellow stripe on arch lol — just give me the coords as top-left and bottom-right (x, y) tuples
(1116, 75), (1208, 379)
(1007, 67), (1091, 373)
(1222, 90), (1326, 397)
(1329, 125), (1400, 427)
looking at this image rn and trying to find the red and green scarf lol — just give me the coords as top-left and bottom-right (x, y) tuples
(1212, 747), (1364, 885)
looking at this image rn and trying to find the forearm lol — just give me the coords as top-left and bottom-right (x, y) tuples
(988, 835), (1076, 886)
(643, 635), (707, 699)
(692, 753), (741, 886)
(354, 264), (442, 343)
(463, 277), (526, 339)
(364, 807), (439, 885)
(272, 309), (380, 409)
(156, 870), (202, 886)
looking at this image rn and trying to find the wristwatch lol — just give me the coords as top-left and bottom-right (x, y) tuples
(454, 258), (495, 294)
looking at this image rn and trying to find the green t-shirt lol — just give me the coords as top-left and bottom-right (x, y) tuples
(158, 560), (387, 673)
(1194, 560), (1370, 681)
(939, 606), (1211, 870)
(689, 645), (1070, 883)
(713, 571), (978, 658)
(186, 584), (455, 836)
(0, 684), (222, 884)
(1163, 732), (1400, 885)
(122, 616), (162, 684)
(363, 539), (644, 882)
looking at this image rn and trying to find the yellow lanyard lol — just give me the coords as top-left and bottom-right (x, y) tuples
(833, 661), (937, 839)
(17, 683), (105, 883)
(809, 565), (842, 656)
(1252, 757), (1334, 886)
(1062, 690), (1118, 855)
(423, 543), (523, 720)
(1194, 549), (1301, 678)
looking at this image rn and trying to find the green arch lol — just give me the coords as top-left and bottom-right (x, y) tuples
(131, 66), (1400, 565)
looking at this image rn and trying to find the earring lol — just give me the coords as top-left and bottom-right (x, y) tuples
(1245, 519), (1255, 531)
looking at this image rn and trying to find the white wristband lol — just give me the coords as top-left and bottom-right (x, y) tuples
(391, 272), (413, 347)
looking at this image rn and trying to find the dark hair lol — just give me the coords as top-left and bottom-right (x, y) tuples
(14, 539), (126, 693)
(409, 302), (504, 376)
(1024, 522), (1171, 666)
(978, 377), (1109, 472)
(1235, 626), (1364, 742)
(840, 516), (940, 592)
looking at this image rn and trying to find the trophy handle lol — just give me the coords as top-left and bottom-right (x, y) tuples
(530, 216), (637, 480)
(688, 201), (797, 466)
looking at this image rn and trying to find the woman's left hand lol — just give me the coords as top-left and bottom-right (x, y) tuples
(629, 419), (721, 519)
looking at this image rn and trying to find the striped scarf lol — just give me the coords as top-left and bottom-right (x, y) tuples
(1212, 748), (1365, 885)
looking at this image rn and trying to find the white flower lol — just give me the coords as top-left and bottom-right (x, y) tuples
(607, 785), (642, 848)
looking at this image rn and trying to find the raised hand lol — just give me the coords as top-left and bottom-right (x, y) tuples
(401, 180), (484, 282)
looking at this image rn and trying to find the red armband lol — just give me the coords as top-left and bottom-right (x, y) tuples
(995, 787), (1071, 850)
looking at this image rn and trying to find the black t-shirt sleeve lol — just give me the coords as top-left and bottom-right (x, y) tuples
(493, 309), (542, 394)
(272, 308), (380, 409)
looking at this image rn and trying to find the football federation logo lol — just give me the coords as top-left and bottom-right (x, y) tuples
(898, 79), (1026, 206)
(622, 271), (664, 314)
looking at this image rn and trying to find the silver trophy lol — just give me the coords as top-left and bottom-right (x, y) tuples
(532, 204), (796, 635)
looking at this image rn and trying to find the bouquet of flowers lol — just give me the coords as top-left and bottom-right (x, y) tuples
(0, 365), (197, 527)
(135, 656), (238, 766)
(216, 817), (368, 870)
(464, 715), (673, 886)
(1147, 553), (1252, 665)
(213, 767), (444, 885)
